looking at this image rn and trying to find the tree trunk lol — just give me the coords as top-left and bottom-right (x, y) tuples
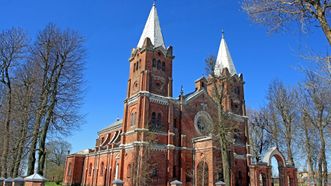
(316, 4), (331, 45)
(27, 55), (58, 175)
(37, 93), (56, 175)
(319, 127), (328, 186)
(27, 108), (45, 175)
(218, 106), (231, 186)
(11, 84), (33, 177)
(286, 135), (294, 166)
(1, 82), (12, 178)
(27, 84), (51, 175)
(10, 140), (20, 177)
(303, 117), (315, 183)
(317, 152), (323, 186)
(38, 61), (64, 175)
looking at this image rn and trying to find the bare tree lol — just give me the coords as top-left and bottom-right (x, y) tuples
(267, 80), (298, 166)
(46, 140), (71, 166)
(300, 70), (331, 186)
(27, 24), (85, 175)
(0, 28), (27, 177)
(242, 0), (331, 45)
(299, 105), (319, 184)
(9, 63), (37, 177)
(45, 140), (71, 182)
(248, 108), (273, 163)
(37, 26), (85, 175)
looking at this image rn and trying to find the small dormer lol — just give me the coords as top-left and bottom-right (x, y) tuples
(195, 77), (207, 91)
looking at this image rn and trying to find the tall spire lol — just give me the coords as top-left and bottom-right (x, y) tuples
(214, 31), (237, 76)
(137, 3), (165, 49)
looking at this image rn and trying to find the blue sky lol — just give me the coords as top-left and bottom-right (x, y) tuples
(1, 0), (328, 153)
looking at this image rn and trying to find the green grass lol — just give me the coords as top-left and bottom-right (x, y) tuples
(45, 182), (61, 186)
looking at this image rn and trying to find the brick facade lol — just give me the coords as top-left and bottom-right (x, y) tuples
(63, 4), (298, 186)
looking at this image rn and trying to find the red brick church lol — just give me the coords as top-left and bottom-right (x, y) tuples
(63, 4), (298, 186)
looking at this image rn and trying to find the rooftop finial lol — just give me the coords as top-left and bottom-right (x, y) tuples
(153, 0), (156, 6)
(222, 29), (224, 39)
(180, 85), (184, 96)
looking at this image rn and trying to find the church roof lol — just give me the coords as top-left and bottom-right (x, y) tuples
(137, 3), (165, 49)
(98, 119), (122, 134)
(214, 32), (237, 76)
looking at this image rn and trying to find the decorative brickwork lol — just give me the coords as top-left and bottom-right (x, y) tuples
(62, 4), (298, 186)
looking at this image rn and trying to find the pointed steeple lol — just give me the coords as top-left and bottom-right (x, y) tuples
(214, 31), (237, 76)
(137, 3), (165, 49)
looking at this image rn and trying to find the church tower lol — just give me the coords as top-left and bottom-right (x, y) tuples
(119, 4), (175, 184)
(211, 32), (245, 116)
(122, 3), (174, 137)
(208, 32), (249, 185)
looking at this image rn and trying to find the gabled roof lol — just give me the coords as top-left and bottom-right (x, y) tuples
(98, 119), (122, 134)
(24, 173), (47, 182)
(214, 32), (237, 76)
(137, 3), (165, 49)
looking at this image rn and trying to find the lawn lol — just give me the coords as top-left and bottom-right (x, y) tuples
(45, 182), (61, 186)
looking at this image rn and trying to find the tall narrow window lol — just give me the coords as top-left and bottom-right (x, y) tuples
(157, 113), (161, 127)
(152, 59), (156, 67)
(130, 112), (134, 126)
(100, 162), (104, 176)
(151, 112), (156, 127)
(89, 163), (92, 176)
(132, 112), (137, 126)
(151, 168), (158, 177)
(127, 164), (132, 178)
(162, 62), (165, 71)
(157, 60), (161, 70)
(67, 163), (72, 176)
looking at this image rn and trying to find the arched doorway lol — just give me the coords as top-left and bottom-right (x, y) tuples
(262, 147), (286, 186)
(197, 161), (209, 186)
(271, 156), (280, 186)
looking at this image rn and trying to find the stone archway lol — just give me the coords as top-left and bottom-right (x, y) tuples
(262, 147), (286, 186)
(250, 147), (298, 186)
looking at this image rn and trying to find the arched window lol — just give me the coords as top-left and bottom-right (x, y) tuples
(100, 162), (104, 176)
(135, 62), (139, 71)
(162, 62), (165, 71)
(67, 162), (72, 176)
(88, 163), (92, 176)
(130, 112), (136, 126)
(152, 59), (156, 67)
(127, 164), (132, 178)
(235, 87), (240, 95)
(197, 161), (209, 186)
(151, 112), (156, 126)
(157, 113), (161, 127)
(157, 60), (161, 70)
